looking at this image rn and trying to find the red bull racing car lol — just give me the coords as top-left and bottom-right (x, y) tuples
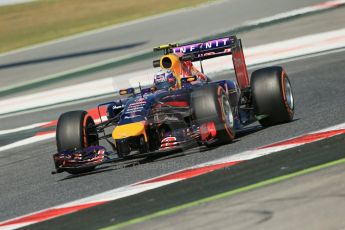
(52, 35), (294, 174)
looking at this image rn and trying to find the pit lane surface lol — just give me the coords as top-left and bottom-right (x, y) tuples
(1, 48), (345, 224)
(0, 0), (328, 92)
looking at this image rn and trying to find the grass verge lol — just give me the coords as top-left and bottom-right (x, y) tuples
(0, 0), (213, 53)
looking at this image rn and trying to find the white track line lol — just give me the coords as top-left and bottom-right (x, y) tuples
(0, 122), (50, 135)
(0, 132), (55, 152)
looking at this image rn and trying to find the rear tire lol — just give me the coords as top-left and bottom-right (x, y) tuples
(56, 110), (98, 152)
(191, 85), (235, 145)
(251, 66), (294, 127)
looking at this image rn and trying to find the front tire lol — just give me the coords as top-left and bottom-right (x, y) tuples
(251, 66), (294, 127)
(56, 110), (98, 152)
(191, 85), (235, 145)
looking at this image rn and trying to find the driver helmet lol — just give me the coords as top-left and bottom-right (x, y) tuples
(153, 69), (177, 90)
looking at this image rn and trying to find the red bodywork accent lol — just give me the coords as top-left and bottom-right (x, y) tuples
(200, 122), (217, 141)
(155, 101), (189, 108)
(232, 40), (249, 90)
(161, 137), (177, 143)
(160, 137), (178, 149)
(87, 107), (107, 120)
(184, 61), (208, 81)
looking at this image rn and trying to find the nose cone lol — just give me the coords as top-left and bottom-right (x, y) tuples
(112, 122), (146, 140)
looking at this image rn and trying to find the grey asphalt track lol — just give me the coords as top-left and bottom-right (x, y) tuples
(1, 48), (345, 223)
(0, 0), (327, 92)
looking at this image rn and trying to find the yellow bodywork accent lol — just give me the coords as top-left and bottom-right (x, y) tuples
(160, 53), (183, 89)
(112, 122), (147, 141)
(155, 43), (178, 50)
(160, 54), (181, 72)
(159, 44), (171, 49)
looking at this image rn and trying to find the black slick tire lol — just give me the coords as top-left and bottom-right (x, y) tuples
(56, 110), (98, 152)
(251, 66), (294, 127)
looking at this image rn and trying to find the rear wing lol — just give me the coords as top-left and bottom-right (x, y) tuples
(154, 36), (234, 61)
(153, 35), (250, 90)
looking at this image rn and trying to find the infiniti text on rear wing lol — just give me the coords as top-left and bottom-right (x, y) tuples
(169, 37), (234, 61)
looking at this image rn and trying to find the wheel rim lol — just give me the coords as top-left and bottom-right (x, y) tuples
(283, 77), (294, 110)
(222, 95), (234, 129)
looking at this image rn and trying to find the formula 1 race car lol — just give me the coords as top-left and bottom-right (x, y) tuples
(52, 35), (294, 174)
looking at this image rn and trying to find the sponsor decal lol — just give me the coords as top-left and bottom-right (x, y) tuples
(112, 105), (124, 110)
(171, 38), (233, 54)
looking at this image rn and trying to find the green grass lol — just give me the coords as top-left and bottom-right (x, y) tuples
(0, 0), (213, 53)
